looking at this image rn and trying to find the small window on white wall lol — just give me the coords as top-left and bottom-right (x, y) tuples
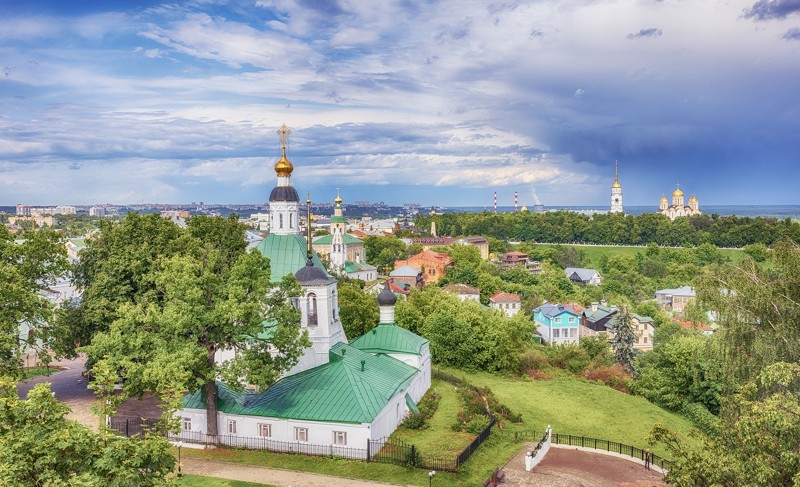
(182, 417), (192, 431)
(227, 420), (237, 434)
(258, 423), (272, 437)
(333, 431), (347, 445)
(294, 427), (308, 442)
(553, 329), (560, 338)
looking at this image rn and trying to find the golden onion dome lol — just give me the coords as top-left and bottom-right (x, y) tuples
(660, 195), (668, 203)
(334, 195), (343, 205)
(672, 187), (684, 197)
(274, 149), (294, 177)
(612, 179), (621, 189)
(689, 195), (698, 203)
(521, 205), (529, 212)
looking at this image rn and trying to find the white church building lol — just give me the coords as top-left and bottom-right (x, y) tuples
(177, 126), (430, 454)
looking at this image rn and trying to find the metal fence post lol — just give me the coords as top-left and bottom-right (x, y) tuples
(366, 439), (371, 462)
(125, 419), (129, 437)
(411, 445), (416, 467)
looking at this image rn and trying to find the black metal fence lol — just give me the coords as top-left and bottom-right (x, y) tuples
(432, 368), (497, 469)
(550, 433), (672, 471)
(108, 370), (501, 473)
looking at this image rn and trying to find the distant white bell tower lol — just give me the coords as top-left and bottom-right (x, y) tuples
(610, 160), (623, 214)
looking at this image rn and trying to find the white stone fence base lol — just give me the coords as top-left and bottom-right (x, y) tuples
(524, 426), (551, 471)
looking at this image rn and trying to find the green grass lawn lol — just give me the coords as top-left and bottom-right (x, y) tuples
(179, 474), (274, 486)
(532, 243), (749, 267)
(437, 366), (700, 457)
(390, 379), (474, 456)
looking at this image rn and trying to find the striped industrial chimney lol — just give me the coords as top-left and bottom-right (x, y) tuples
(514, 192), (518, 212)
(494, 191), (497, 213)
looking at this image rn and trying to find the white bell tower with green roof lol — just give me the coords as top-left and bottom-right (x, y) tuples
(330, 189), (347, 273)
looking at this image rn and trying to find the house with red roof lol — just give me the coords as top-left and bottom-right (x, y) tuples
(489, 291), (521, 317)
(394, 250), (452, 285)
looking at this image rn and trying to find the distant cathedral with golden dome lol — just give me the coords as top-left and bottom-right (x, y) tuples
(659, 184), (701, 220)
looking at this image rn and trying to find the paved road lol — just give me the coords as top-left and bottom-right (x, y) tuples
(17, 356), (99, 430)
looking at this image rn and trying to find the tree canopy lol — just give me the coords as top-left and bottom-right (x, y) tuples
(70, 214), (309, 437)
(0, 225), (67, 376)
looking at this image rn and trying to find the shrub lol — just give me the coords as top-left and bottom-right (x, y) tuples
(402, 411), (427, 430)
(516, 348), (550, 376)
(580, 364), (632, 393)
(547, 343), (591, 373)
(417, 388), (441, 419)
(680, 401), (719, 435)
(465, 415), (491, 434)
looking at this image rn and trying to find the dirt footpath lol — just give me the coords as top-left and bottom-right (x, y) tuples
(502, 443), (669, 487)
(181, 457), (415, 487)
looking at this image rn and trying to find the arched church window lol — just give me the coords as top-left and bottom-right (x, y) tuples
(279, 214), (284, 229)
(290, 213), (293, 228)
(307, 292), (318, 326)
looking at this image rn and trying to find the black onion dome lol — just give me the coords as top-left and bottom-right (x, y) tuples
(377, 282), (397, 306)
(295, 259), (333, 285)
(269, 185), (300, 202)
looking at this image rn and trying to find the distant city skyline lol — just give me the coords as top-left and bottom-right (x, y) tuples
(1, 1), (799, 207)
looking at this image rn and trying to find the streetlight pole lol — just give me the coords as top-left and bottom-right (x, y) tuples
(428, 470), (436, 487)
(177, 441), (183, 478)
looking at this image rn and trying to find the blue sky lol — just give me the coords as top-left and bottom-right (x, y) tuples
(1, 0), (799, 207)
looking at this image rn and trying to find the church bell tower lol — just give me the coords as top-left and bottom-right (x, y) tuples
(610, 160), (623, 214)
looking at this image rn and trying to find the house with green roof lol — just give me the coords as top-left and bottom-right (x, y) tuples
(179, 283), (430, 454)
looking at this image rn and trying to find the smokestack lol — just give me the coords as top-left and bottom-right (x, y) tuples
(494, 191), (497, 214)
(514, 192), (518, 212)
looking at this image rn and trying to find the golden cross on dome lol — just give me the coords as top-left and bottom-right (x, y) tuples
(276, 123), (292, 150)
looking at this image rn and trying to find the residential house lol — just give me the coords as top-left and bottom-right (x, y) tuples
(389, 265), (423, 289)
(582, 302), (655, 351)
(489, 291), (521, 316)
(565, 267), (602, 285)
(654, 286), (696, 313)
(394, 250), (452, 285)
(501, 251), (542, 275)
(406, 236), (490, 260)
(533, 303), (581, 345)
(676, 319), (715, 335)
(366, 280), (411, 299)
(442, 283), (481, 302)
(605, 313), (656, 351)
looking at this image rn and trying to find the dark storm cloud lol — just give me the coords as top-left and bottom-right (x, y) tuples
(743, 0), (800, 20)
(626, 28), (663, 39)
(783, 27), (800, 39)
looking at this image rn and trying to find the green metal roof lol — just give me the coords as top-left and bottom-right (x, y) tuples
(182, 342), (418, 424)
(330, 216), (347, 223)
(312, 234), (363, 245)
(254, 233), (329, 283)
(349, 323), (429, 356)
(344, 261), (376, 273)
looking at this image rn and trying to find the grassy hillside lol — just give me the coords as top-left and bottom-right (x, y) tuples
(438, 367), (700, 456)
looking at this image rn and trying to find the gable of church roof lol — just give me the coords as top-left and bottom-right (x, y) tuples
(349, 323), (429, 356)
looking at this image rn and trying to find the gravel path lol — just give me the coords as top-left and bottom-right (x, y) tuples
(181, 457), (415, 487)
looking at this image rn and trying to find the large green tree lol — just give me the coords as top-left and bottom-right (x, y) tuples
(76, 214), (308, 437)
(0, 225), (67, 376)
(651, 362), (800, 487)
(337, 279), (379, 338)
(0, 377), (174, 486)
(697, 239), (800, 383)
